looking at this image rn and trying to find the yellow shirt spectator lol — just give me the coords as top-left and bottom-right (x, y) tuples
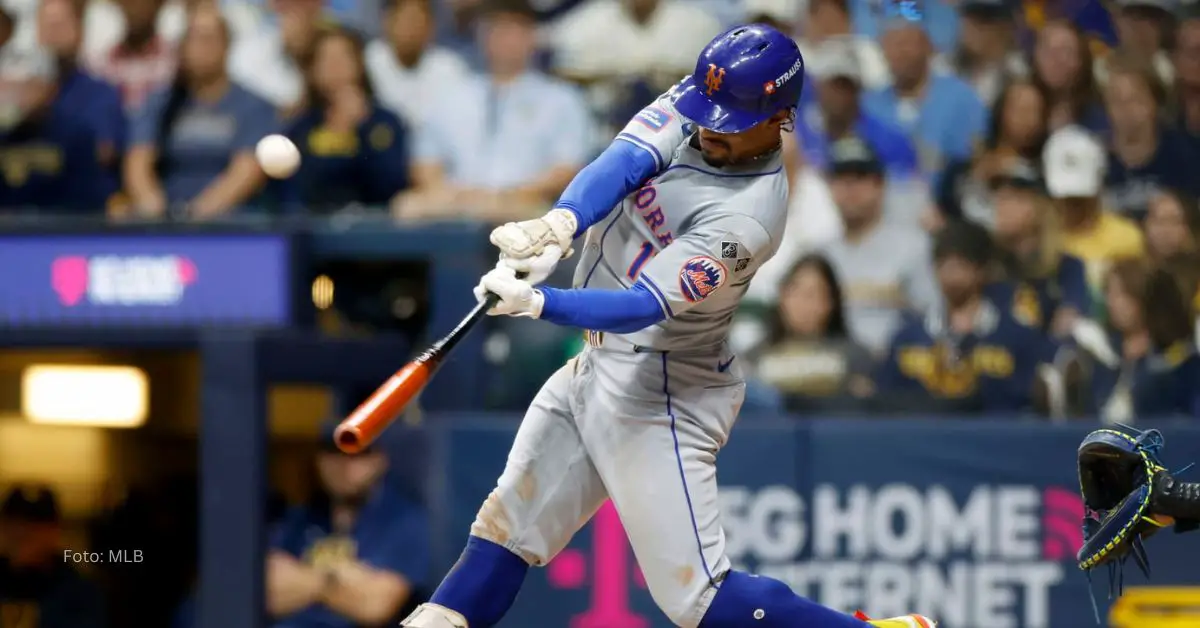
(1043, 125), (1146, 290)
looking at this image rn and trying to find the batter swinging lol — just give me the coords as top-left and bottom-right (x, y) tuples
(401, 25), (937, 628)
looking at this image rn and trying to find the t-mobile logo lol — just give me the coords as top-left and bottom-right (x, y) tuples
(546, 501), (653, 628)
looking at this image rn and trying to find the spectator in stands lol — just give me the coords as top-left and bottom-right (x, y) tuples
(849, 0), (963, 56)
(1104, 53), (1200, 220)
(751, 254), (874, 413)
(0, 48), (112, 212)
(549, 0), (720, 93)
(984, 161), (1091, 336)
(85, 0), (260, 60)
(1142, 188), (1200, 317)
(1031, 20), (1107, 132)
(0, 486), (105, 628)
(1043, 125), (1144, 290)
(267, 421), (429, 627)
(946, 0), (1024, 107)
(228, 0), (323, 110)
(864, 16), (987, 176)
(1100, 0), (1178, 88)
(798, 0), (889, 91)
(875, 220), (1057, 415)
(279, 27), (410, 212)
(399, 0), (593, 223)
(365, 0), (469, 128)
(797, 39), (919, 178)
(821, 138), (938, 355)
(38, 0), (125, 198)
(937, 79), (1048, 227)
(123, 6), (275, 218)
(86, 0), (176, 113)
(1175, 10), (1200, 145)
(1070, 259), (1200, 420)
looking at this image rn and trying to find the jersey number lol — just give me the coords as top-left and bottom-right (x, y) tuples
(627, 241), (657, 280)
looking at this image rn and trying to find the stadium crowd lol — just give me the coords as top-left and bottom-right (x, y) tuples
(2, 2), (1200, 627)
(1, 0), (1200, 420)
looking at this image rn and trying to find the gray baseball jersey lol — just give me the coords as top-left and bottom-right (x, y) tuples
(572, 95), (789, 353)
(465, 94), (791, 628)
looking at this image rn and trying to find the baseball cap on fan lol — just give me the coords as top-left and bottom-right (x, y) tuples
(809, 38), (862, 85)
(1043, 126), (1107, 199)
(828, 137), (883, 176)
(959, 0), (1015, 20)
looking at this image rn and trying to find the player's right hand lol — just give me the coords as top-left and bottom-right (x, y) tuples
(490, 208), (577, 261)
(501, 245), (562, 286)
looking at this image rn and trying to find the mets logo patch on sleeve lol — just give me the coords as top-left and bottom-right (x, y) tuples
(635, 106), (672, 132)
(679, 256), (727, 303)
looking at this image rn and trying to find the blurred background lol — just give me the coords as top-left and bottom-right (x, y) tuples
(0, 0), (1198, 626)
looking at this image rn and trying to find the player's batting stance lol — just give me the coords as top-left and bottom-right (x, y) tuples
(400, 25), (935, 628)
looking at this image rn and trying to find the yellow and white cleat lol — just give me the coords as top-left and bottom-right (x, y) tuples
(854, 611), (937, 627)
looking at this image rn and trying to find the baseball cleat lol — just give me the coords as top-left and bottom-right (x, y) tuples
(854, 611), (937, 627)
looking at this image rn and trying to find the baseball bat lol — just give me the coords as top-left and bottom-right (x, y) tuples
(333, 293), (499, 453)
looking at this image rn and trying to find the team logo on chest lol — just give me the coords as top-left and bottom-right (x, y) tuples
(679, 256), (727, 303)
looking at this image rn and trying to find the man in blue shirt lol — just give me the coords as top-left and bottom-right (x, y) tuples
(0, 48), (111, 213)
(797, 38), (920, 178)
(267, 421), (430, 628)
(862, 16), (988, 178)
(37, 0), (125, 199)
(0, 486), (105, 628)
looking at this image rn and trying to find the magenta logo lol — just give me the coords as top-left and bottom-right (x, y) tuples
(49, 255), (199, 307)
(547, 501), (652, 628)
(1041, 486), (1084, 561)
(51, 256), (90, 306)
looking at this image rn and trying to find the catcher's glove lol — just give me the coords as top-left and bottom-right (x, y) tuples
(1076, 426), (1198, 620)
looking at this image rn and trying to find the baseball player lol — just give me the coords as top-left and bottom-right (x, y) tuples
(400, 25), (936, 628)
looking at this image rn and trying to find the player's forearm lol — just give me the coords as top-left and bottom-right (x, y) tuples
(554, 140), (658, 238)
(539, 283), (666, 333)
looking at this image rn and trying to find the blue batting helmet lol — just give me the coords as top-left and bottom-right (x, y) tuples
(670, 24), (804, 134)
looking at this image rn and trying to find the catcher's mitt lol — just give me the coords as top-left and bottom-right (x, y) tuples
(1076, 426), (1198, 620)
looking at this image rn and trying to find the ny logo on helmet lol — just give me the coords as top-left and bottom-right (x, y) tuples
(705, 64), (726, 96)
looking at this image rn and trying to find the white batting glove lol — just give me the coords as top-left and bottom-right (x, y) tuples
(473, 264), (544, 318)
(490, 209), (577, 261)
(500, 245), (562, 286)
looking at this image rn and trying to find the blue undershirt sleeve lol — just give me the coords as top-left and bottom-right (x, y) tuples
(539, 283), (667, 333)
(553, 140), (660, 238)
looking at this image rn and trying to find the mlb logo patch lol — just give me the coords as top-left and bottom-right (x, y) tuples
(679, 256), (727, 303)
(635, 106), (672, 132)
(734, 258), (750, 272)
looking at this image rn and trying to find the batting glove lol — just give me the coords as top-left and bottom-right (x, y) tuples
(500, 245), (562, 286)
(490, 209), (577, 261)
(473, 265), (544, 318)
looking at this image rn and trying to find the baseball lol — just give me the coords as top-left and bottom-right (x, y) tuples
(255, 134), (300, 179)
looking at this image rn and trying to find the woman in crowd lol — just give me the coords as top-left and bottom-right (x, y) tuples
(1070, 259), (1200, 421)
(1030, 20), (1106, 132)
(984, 161), (1091, 337)
(750, 255), (874, 414)
(276, 26), (411, 213)
(1103, 53), (1200, 221)
(936, 79), (1049, 225)
(1143, 188), (1200, 329)
(123, 6), (276, 218)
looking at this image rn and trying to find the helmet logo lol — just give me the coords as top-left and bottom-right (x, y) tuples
(704, 64), (726, 96)
(763, 81), (776, 95)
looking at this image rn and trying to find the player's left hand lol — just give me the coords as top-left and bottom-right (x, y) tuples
(474, 265), (544, 318)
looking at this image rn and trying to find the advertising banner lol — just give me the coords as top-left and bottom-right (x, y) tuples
(0, 234), (291, 326)
(439, 419), (1200, 628)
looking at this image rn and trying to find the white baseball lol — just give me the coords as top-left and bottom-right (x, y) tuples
(255, 134), (301, 179)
